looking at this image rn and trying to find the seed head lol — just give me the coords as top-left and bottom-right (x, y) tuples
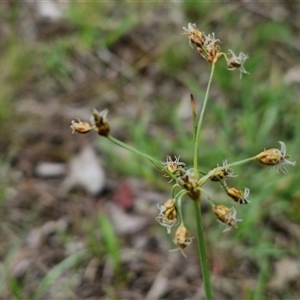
(213, 205), (242, 232)
(183, 23), (205, 48)
(209, 159), (236, 182)
(178, 169), (201, 201)
(156, 199), (178, 234)
(162, 155), (186, 176)
(256, 141), (296, 174)
(92, 108), (110, 137)
(172, 225), (193, 257)
(183, 23), (222, 64)
(227, 49), (249, 79)
(70, 119), (93, 134)
(201, 32), (222, 64)
(225, 186), (250, 204)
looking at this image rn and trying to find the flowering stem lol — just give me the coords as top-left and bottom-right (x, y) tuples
(190, 94), (197, 142)
(194, 198), (213, 300)
(193, 64), (215, 179)
(199, 156), (256, 186)
(107, 135), (177, 181)
(108, 135), (160, 164)
(226, 156), (256, 169)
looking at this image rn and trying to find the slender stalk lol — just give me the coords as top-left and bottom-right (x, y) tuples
(107, 134), (177, 181)
(190, 94), (197, 142)
(108, 135), (161, 164)
(176, 193), (185, 225)
(193, 64), (215, 178)
(194, 198), (213, 300)
(191, 64), (215, 299)
(199, 156), (256, 186)
(175, 190), (187, 225)
(226, 156), (257, 169)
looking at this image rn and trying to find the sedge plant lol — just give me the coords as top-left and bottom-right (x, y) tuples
(69, 23), (296, 299)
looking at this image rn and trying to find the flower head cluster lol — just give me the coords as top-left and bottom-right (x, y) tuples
(183, 23), (249, 78)
(179, 169), (201, 201)
(182, 23), (205, 48)
(208, 159), (236, 182)
(209, 159), (250, 204)
(156, 199), (179, 234)
(70, 25), (296, 262)
(162, 156), (186, 180)
(183, 23), (222, 64)
(70, 108), (110, 137)
(159, 156), (248, 233)
(161, 156), (200, 200)
(156, 199), (194, 256)
(205, 141), (295, 231)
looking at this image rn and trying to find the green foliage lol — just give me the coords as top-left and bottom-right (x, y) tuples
(158, 44), (189, 73)
(255, 21), (292, 44)
(42, 41), (74, 78)
(0, 42), (32, 127)
(34, 250), (88, 300)
(8, 277), (22, 300)
(97, 213), (121, 273)
(67, 2), (107, 49)
(104, 15), (138, 47)
(181, 2), (214, 22)
(67, 2), (138, 49)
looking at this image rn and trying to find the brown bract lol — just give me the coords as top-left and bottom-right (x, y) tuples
(92, 108), (110, 137)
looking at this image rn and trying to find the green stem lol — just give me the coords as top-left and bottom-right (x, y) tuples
(199, 156), (256, 186)
(194, 198), (213, 300)
(107, 134), (177, 181)
(108, 135), (160, 164)
(226, 156), (256, 169)
(193, 64), (215, 178)
(190, 94), (197, 143)
(176, 192), (186, 225)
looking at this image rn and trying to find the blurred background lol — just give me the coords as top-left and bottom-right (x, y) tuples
(0, 1), (300, 299)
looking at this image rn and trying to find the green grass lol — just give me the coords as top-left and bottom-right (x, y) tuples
(1, 2), (299, 299)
